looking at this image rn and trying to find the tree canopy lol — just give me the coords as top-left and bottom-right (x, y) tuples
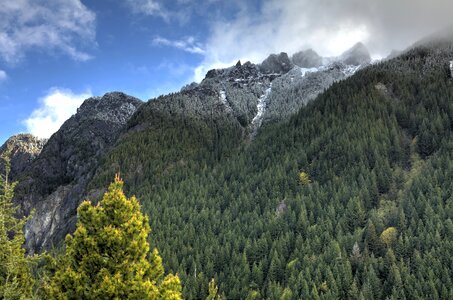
(47, 176), (182, 300)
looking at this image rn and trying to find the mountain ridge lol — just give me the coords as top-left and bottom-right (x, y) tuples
(3, 42), (373, 253)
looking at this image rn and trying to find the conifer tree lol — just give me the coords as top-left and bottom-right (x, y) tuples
(0, 156), (33, 299)
(47, 175), (182, 299)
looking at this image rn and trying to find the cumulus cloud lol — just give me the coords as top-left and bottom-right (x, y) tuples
(24, 88), (92, 139)
(193, 0), (453, 81)
(0, 0), (96, 64)
(0, 70), (6, 81)
(152, 36), (205, 54)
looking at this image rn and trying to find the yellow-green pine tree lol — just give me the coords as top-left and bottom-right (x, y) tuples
(47, 176), (182, 299)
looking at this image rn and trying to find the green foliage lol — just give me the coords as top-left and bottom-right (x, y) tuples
(298, 171), (311, 185)
(206, 278), (222, 300)
(0, 156), (34, 299)
(380, 227), (398, 248)
(47, 176), (182, 299)
(88, 43), (453, 298)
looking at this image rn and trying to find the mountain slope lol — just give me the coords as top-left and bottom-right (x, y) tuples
(13, 92), (142, 252)
(86, 40), (453, 299)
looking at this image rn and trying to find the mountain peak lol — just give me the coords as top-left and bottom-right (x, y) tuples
(340, 42), (371, 65)
(259, 52), (294, 74)
(0, 134), (46, 180)
(76, 92), (142, 125)
(291, 49), (323, 68)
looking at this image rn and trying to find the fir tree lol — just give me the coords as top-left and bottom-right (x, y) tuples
(47, 175), (182, 299)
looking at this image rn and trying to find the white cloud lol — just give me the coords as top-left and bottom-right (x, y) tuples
(192, 0), (453, 82)
(152, 36), (205, 54)
(24, 88), (92, 139)
(0, 70), (6, 81)
(0, 0), (96, 64)
(125, 0), (169, 20)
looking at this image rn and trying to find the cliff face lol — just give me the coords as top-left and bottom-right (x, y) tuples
(0, 134), (47, 180)
(13, 92), (142, 253)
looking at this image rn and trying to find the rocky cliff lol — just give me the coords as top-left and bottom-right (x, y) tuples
(13, 92), (142, 253)
(0, 134), (46, 180)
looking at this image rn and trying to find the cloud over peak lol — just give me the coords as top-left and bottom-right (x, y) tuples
(0, 0), (96, 64)
(24, 88), (92, 139)
(191, 0), (453, 82)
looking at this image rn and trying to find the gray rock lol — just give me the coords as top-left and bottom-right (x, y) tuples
(292, 49), (323, 68)
(0, 134), (46, 180)
(259, 52), (294, 74)
(14, 92), (142, 253)
(263, 61), (365, 124)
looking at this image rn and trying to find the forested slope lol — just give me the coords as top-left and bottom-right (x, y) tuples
(90, 40), (453, 299)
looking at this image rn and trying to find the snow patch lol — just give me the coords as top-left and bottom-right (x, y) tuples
(342, 65), (361, 76)
(219, 90), (232, 112)
(300, 67), (321, 77)
(250, 85), (272, 137)
(219, 90), (227, 104)
(450, 61), (453, 77)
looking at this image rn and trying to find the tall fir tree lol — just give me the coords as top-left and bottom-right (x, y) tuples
(47, 175), (182, 299)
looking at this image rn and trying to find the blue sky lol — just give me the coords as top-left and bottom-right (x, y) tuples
(1, 0), (452, 143)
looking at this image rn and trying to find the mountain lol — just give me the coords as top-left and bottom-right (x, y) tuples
(339, 42), (372, 65)
(12, 92), (142, 252)
(259, 52), (294, 74)
(291, 49), (323, 68)
(2, 43), (371, 254)
(0, 134), (46, 180)
(5, 38), (453, 298)
(86, 39), (453, 298)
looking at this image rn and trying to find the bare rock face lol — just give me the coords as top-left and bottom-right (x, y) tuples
(0, 134), (46, 180)
(340, 42), (371, 66)
(260, 52), (294, 74)
(292, 49), (323, 68)
(14, 92), (142, 253)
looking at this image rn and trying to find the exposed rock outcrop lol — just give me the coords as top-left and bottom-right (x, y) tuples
(260, 52), (294, 74)
(292, 49), (323, 68)
(0, 134), (46, 180)
(14, 92), (142, 253)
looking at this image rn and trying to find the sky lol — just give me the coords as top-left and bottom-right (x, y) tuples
(1, 0), (453, 143)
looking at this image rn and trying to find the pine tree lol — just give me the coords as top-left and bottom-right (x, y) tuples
(0, 156), (34, 299)
(206, 278), (221, 300)
(47, 176), (182, 299)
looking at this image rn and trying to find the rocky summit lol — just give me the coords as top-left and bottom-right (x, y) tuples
(11, 92), (142, 253)
(291, 49), (323, 68)
(0, 134), (47, 180)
